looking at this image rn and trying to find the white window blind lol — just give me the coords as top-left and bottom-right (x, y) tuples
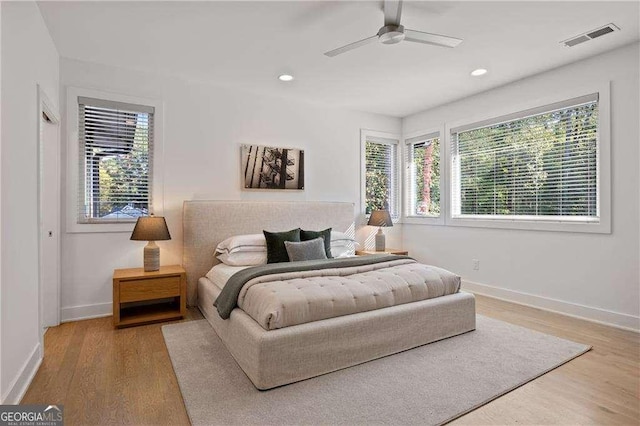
(451, 94), (599, 222)
(405, 132), (440, 217)
(78, 97), (154, 223)
(365, 136), (399, 218)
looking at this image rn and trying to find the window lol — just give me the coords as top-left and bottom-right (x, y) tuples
(78, 97), (154, 223)
(405, 132), (441, 217)
(363, 132), (399, 218)
(450, 94), (599, 224)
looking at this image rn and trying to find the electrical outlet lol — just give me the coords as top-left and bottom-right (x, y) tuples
(472, 259), (480, 271)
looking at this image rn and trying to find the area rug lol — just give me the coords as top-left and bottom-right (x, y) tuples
(162, 316), (589, 425)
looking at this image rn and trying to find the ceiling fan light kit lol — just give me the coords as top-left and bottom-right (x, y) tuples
(324, 0), (463, 57)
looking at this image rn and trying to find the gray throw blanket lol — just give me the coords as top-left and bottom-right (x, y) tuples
(214, 254), (412, 319)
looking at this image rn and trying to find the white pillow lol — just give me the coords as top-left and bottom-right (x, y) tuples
(331, 244), (356, 258)
(330, 231), (356, 247)
(215, 231), (356, 258)
(216, 251), (267, 266)
(216, 234), (266, 254)
(330, 231), (357, 257)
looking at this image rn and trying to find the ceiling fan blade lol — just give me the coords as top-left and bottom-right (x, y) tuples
(404, 29), (463, 48)
(324, 35), (378, 57)
(383, 0), (403, 26)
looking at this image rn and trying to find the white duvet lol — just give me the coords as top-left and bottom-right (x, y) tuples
(206, 264), (249, 290)
(231, 258), (461, 330)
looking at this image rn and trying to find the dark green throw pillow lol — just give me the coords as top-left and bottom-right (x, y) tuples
(300, 228), (332, 258)
(263, 228), (301, 263)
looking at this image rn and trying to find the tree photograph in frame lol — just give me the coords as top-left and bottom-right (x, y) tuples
(241, 144), (305, 190)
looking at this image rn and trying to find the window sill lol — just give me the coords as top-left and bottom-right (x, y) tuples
(445, 216), (610, 234)
(402, 216), (444, 226)
(67, 222), (136, 234)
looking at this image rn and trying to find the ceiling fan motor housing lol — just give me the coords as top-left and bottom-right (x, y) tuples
(378, 25), (405, 44)
(323, 0), (462, 57)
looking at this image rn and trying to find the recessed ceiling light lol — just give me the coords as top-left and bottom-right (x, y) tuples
(471, 68), (488, 77)
(278, 74), (294, 82)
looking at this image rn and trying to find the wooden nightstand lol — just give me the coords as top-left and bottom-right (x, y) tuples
(113, 265), (186, 328)
(356, 249), (409, 256)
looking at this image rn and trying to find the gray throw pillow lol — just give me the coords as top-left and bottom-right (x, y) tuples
(284, 237), (328, 262)
(300, 228), (332, 258)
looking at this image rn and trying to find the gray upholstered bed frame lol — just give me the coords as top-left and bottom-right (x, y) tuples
(183, 200), (356, 305)
(183, 200), (476, 390)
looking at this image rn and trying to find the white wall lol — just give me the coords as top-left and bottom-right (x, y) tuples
(1, 2), (59, 402)
(59, 58), (402, 320)
(402, 43), (640, 330)
(0, 1), (3, 398)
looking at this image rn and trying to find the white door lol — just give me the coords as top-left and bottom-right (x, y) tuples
(40, 108), (60, 328)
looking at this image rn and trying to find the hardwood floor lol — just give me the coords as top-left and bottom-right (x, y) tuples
(455, 296), (639, 425)
(22, 295), (639, 425)
(22, 310), (202, 425)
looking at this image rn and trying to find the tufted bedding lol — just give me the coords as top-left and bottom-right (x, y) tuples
(230, 258), (461, 330)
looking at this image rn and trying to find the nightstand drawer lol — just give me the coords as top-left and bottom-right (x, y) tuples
(119, 276), (181, 303)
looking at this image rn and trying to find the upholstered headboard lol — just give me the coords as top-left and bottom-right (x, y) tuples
(182, 200), (355, 305)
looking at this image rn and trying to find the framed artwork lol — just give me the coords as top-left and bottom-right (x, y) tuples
(241, 144), (305, 190)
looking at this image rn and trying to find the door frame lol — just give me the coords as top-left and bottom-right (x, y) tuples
(37, 85), (60, 351)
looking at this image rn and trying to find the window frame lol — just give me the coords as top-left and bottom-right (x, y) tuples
(402, 127), (446, 226)
(443, 83), (611, 234)
(66, 87), (164, 233)
(360, 129), (401, 220)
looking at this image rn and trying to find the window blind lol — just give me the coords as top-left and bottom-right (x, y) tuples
(450, 94), (599, 222)
(78, 97), (154, 223)
(405, 132), (440, 217)
(365, 136), (399, 218)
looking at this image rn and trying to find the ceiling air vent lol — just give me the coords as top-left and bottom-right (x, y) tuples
(562, 23), (620, 47)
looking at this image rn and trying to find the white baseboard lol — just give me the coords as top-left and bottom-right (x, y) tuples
(463, 280), (640, 333)
(1, 343), (42, 404)
(61, 302), (112, 323)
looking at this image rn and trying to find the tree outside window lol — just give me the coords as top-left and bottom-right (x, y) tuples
(408, 136), (440, 216)
(365, 139), (398, 217)
(452, 100), (598, 219)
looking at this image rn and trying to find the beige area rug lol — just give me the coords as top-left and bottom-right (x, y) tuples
(162, 316), (589, 425)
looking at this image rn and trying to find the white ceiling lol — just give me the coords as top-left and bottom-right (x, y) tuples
(38, 1), (640, 117)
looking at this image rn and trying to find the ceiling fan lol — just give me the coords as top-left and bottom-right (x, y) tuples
(324, 0), (462, 57)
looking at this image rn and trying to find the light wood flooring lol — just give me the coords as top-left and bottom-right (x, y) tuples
(22, 295), (639, 425)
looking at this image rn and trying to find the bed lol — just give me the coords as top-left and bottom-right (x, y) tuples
(183, 200), (476, 390)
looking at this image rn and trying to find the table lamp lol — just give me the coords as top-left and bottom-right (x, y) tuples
(130, 215), (171, 271)
(367, 209), (393, 251)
